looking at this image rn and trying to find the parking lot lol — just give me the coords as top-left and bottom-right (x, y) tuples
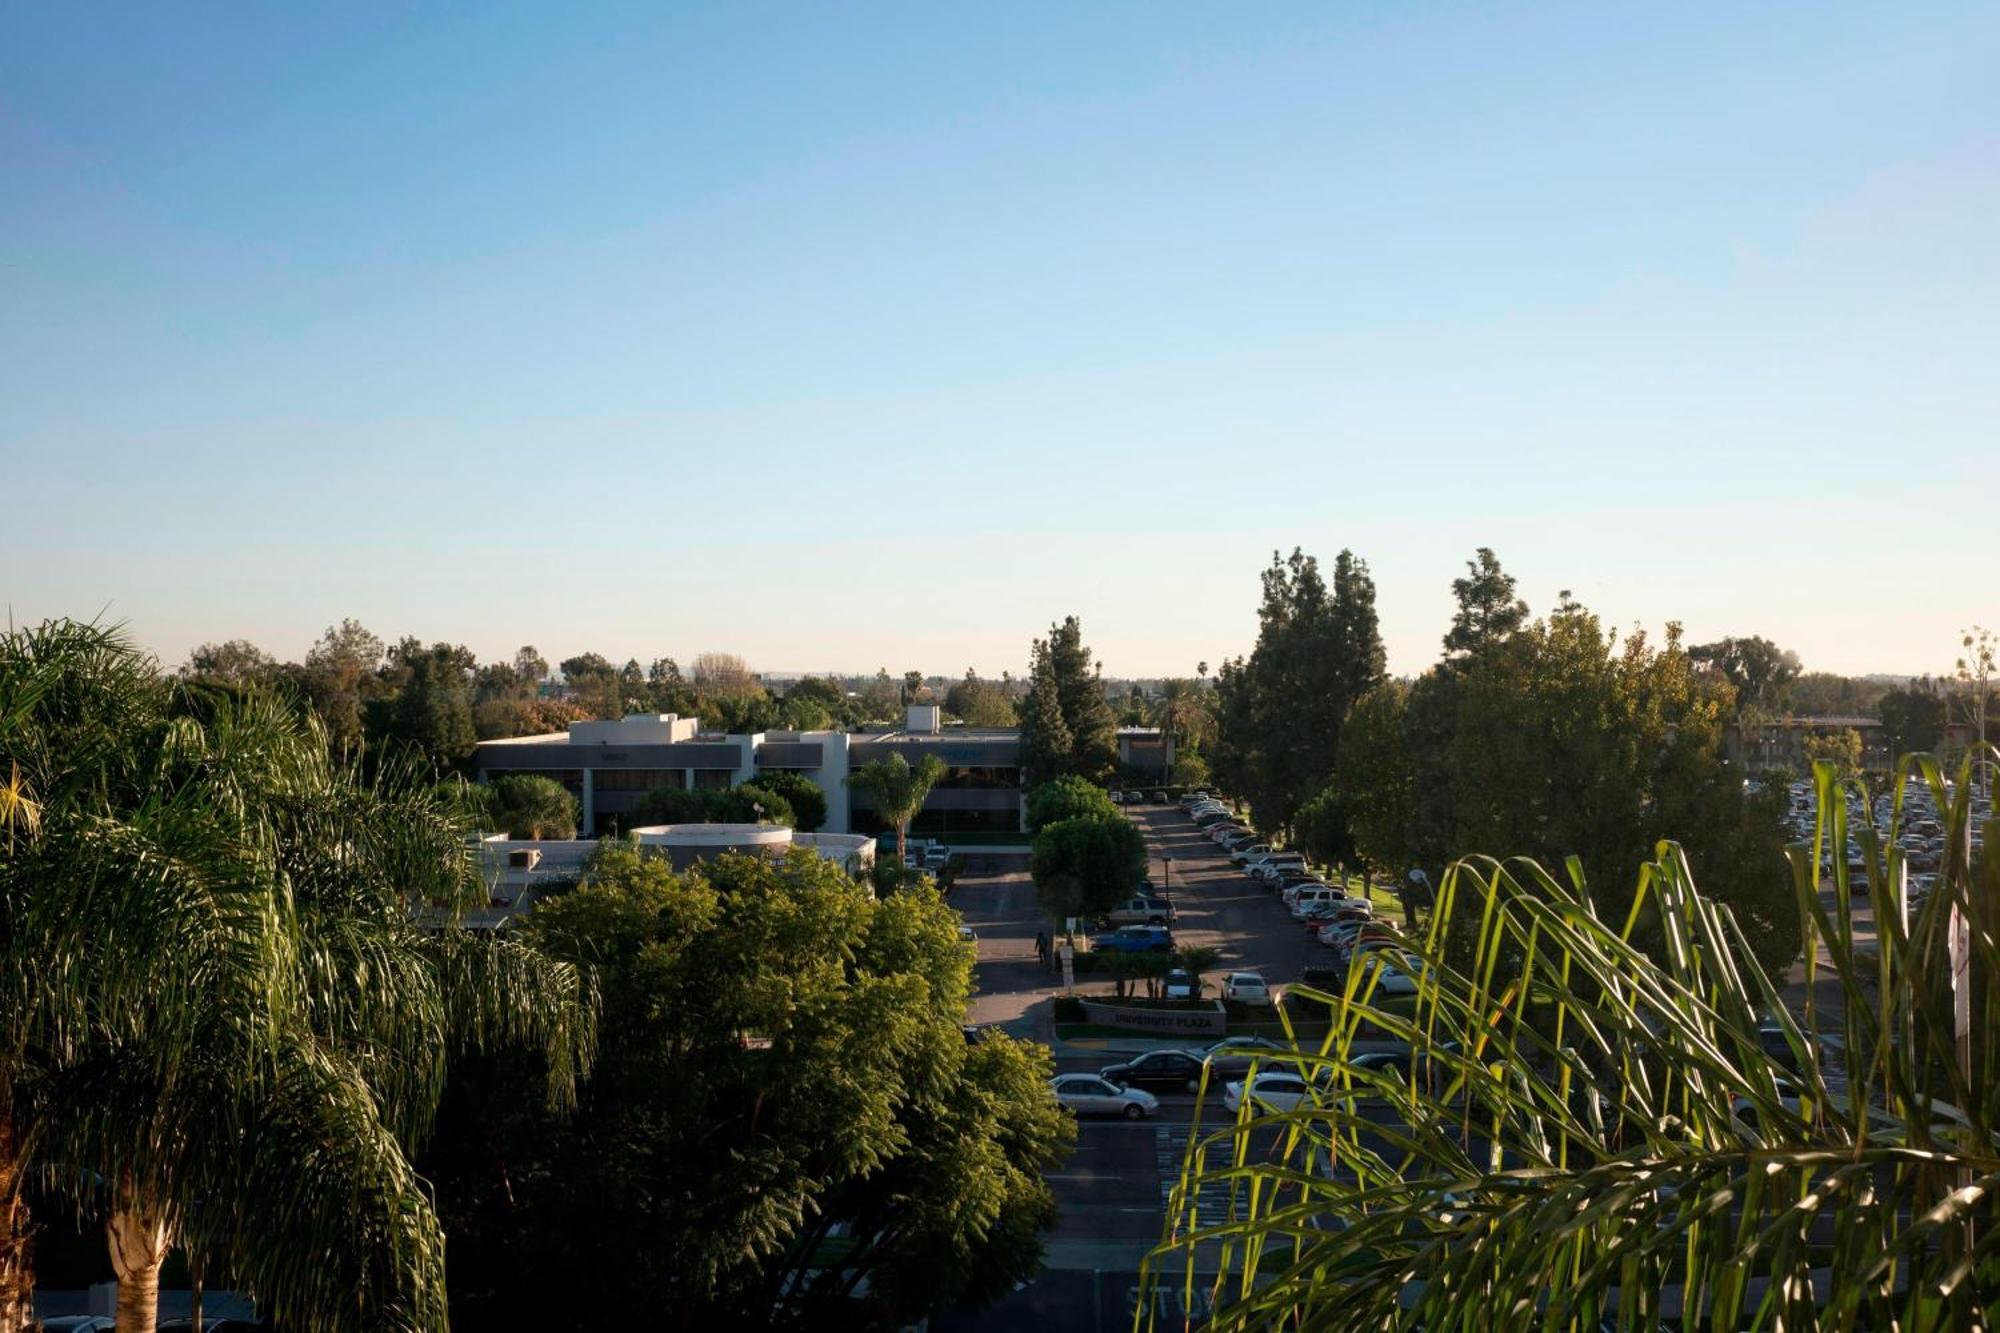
(939, 797), (1347, 1333)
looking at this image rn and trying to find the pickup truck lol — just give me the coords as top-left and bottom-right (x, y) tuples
(1098, 895), (1178, 927)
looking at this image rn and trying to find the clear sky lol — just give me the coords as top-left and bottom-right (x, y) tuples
(4, 3), (1995, 682)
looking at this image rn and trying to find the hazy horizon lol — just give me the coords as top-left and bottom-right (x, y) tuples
(6, 4), (1995, 681)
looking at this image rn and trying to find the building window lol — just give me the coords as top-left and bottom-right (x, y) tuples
(934, 765), (1020, 790)
(692, 768), (734, 791)
(593, 768), (683, 792)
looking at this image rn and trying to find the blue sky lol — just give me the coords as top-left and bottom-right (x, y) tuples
(4, 3), (1995, 679)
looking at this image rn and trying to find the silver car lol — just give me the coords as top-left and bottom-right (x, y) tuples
(1050, 1073), (1159, 1120)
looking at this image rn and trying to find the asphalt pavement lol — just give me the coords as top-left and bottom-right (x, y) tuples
(941, 798), (1338, 1333)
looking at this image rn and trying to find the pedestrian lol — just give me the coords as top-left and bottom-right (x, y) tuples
(1034, 929), (1049, 967)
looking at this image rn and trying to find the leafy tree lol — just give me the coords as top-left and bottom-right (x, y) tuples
(379, 638), (478, 773)
(1334, 681), (1416, 879)
(1025, 775), (1119, 834)
(699, 689), (778, 734)
(300, 618), (387, 750)
(1214, 549), (1385, 840)
(860, 668), (899, 720)
(559, 652), (622, 718)
(944, 669), (1016, 727)
(426, 845), (1068, 1330)
(1689, 635), (1803, 715)
(706, 781), (795, 827)
(1030, 815), (1147, 930)
(747, 769), (829, 831)
(902, 670), (927, 705)
(631, 785), (711, 826)
(480, 774), (580, 839)
(1291, 785), (1353, 873)
(1876, 685), (1947, 756)
(0, 620), (592, 1333)
(691, 652), (760, 700)
(1802, 726), (1864, 778)
(847, 753), (947, 860)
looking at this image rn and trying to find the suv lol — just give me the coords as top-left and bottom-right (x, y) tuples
(1229, 844), (1273, 866)
(1091, 924), (1175, 953)
(1099, 895), (1178, 927)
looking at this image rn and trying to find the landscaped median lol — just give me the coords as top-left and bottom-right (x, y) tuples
(1073, 995), (1228, 1037)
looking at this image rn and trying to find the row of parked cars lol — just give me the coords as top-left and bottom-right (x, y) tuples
(1183, 794), (1424, 992)
(1047, 1034), (1308, 1118)
(1780, 774), (1991, 908)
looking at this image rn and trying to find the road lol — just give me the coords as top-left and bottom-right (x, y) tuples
(939, 798), (1335, 1333)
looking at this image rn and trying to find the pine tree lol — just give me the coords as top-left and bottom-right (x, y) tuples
(1016, 639), (1073, 784)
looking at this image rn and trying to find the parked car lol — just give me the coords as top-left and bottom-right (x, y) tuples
(1091, 924), (1175, 953)
(1161, 967), (1199, 1000)
(1199, 1034), (1294, 1077)
(1051, 1074), (1159, 1120)
(1099, 895), (1178, 926)
(924, 845), (951, 871)
(1193, 810), (1235, 828)
(1223, 1070), (1316, 1114)
(1100, 1048), (1206, 1093)
(1222, 971), (1275, 1005)
(1289, 886), (1347, 918)
(41, 1320), (116, 1333)
(1229, 844), (1273, 866)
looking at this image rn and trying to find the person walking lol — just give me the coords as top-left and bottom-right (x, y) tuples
(1034, 929), (1050, 969)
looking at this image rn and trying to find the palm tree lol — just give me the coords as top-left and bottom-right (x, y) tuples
(846, 753), (946, 862)
(0, 621), (595, 1333)
(1140, 747), (2000, 1330)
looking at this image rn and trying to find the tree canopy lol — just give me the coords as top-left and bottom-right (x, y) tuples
(1015, 618), (1117, 785)
(1025, 774), (1120, 834)
(426, 844), (1069, 1330)
(1030, 814), (1148, 928)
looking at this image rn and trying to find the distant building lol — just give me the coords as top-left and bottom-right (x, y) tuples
(1117, 726), (1175, 779)
(471, 706), (1024, 837)
(1728, 716), (1888, 770)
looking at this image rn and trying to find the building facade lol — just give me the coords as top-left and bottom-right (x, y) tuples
(472, 706), (1025, 837)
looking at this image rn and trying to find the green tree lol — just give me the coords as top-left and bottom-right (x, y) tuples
(1141, 754), (2000, 1331)
(1876, 684), (1947, 756)
(0, 620), (593, 1333)
(1335, 680), (1417, 878)
(299, 618), (387, 751)
(1290, 785), (1352, 873)
(426, 844), (1069, 1329)
(1802, 726), (1864, 778)
(631, 785), (711, 826)
(1215, 549), (1385, 840)
(1025, 775), (1119, 834)
(1015, 641), (1073, 784)
(1441, 546), (1528, 662)
(480, 773), (580, 839)
(847, 753), (947, 860)
(944, 669), (1017, 727)
(559, 652), (623, 718)
(380, 638), (479, 772)
(1172, 944), (1222, 998)
(1689, 635), (1803, 716)
(1030, 815), (1147, 930)
(746, 769), (829, 832)
(705, 781), (796, 827)
(1046, 617), (1119, 783)
(179, 638), (279, 689)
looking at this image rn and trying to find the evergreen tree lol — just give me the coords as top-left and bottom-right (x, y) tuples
(1442, 546), (1528, 663)
(1015, 640), (1073, 785)
(1046, 617), (1118, 783)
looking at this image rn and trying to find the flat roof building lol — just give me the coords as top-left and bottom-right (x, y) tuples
(472, 706), (1025, 838)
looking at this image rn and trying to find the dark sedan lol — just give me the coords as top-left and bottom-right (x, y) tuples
(1099, 1048), (1205, 1093)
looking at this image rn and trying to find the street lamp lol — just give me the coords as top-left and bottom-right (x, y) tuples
(1161, 855), (1173, 895)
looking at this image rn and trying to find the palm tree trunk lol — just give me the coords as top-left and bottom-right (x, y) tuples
(107, 1205), (171, 1333)
(0, 1100), (31, 1333)
(895, 821), (908, 862)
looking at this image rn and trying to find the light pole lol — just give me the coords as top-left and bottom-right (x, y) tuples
(1161, 855), (1173, 896)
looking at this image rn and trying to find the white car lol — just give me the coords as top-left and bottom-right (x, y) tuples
(1223, 1071), (1315, 1114)
(1051, 1073), (1159, 1120)
(1221, 971), (1275, 1005)
(1229, 844), (1273, 866)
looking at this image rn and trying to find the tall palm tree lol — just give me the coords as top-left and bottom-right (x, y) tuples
(846, 754), (946, 862)
(0, 621), (595, 1333)
(1140, 748), (2000, 1330)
